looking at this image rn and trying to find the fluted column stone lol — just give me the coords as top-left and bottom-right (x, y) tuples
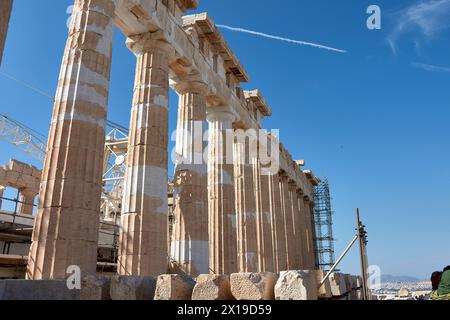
(289, 183), (304, 270)
(268, 172), (286, 272)
(170, 81), (209, 276)
(118, 36), (173, 276)
(234, 137), (258, 272)
(27, 0), (116, 280)
(280, 173), (295, 270)
(207, 109), (237, 274)
(303, 196), (316, 269)
(255, 170), (275, 272)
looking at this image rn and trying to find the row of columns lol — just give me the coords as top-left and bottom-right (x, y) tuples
(231, 142), (316, 274)
(26, 0), (317, 280)
(171, 125), (317, 276)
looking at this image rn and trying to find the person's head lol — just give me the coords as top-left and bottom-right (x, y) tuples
(431, 271), (443, 291)
(443, 266), (450, 272)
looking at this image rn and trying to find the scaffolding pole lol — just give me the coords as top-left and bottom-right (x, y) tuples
(313, 178), (336, 271)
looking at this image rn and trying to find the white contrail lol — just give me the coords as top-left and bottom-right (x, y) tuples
(412, 62), (450, 73)
(216, 24), (347, 54)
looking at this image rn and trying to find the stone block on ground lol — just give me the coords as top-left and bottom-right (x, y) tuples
(192, 274), (234, 300)
(274, 270), (318, 300)
(154, 274), (195, 300)
(314, 270), (332, 299)
(81, 275), (111, 300)
(349, 275), (357, 290)
(0, 280), (79, 300)
(110, 276), (156, 300)
(344, 274), (352, 295)
(230, 272), (277, 300)
(329, 273), (347, 298)
(348, 289), (358, 300)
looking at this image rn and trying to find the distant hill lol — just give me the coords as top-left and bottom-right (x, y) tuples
(381, 275), (422, 283)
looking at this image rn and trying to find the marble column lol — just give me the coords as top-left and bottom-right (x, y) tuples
(253, 156), (264, 272)
(234, 137), (258, 272)
(207, 109), (237, 274)
(289, 183), (304, 270)
(259, 173), (275, 272)
(268, 172), (286, 272)
(118, 37), (173, 276)
(27, 0), (116, 280)
(303, 196), (316, 269)
(18, 189), (36, 215)
(170, 81), (209, 277)
(0, 0), (13, 66)
(308, 199), (318, 268)
(296, 190), (308, 269)
(280, 173), (295, 270)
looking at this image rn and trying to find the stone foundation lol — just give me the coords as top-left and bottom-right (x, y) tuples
(0, 271), (364, 300)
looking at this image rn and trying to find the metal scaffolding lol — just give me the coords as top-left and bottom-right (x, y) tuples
(313, 178), (336, 271)
(0, 113), (46, 162)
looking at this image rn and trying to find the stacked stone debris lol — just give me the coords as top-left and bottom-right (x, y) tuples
(0, 271), (364, 300)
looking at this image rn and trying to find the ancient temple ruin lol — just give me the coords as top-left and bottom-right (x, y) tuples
(0, 0), (366, 300)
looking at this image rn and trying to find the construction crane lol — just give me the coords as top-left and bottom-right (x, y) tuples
(0, 112), (129, 222)
(0, 113), (46, 162)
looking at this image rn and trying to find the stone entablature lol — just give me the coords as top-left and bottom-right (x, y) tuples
(116, 2), (258, 129)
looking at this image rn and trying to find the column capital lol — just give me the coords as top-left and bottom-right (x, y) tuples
(174, 80), (209, 95)
(206, 107), (237, 123)
(126, 34), (175, 57)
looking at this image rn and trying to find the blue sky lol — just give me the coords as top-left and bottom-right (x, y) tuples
(1, 0), (449, 279)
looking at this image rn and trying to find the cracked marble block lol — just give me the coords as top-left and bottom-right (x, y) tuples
(110, 276), (156, 300)
(154, 274), (196, 300)
(274, 270), (318, 300)
(191, 274), (234, 300)
(230, 272), (278, 300)
(315, 270), (332, 299)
